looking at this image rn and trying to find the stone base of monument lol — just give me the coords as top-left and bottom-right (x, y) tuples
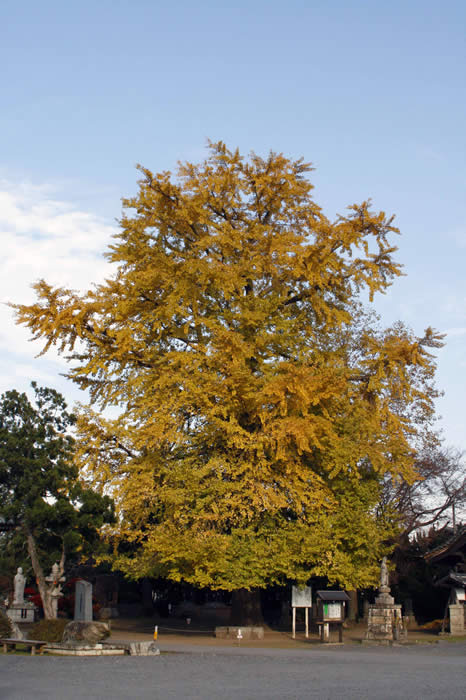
(6, 603), (37, 623)
(45, 641), (160, 656)
(46, 642), (127, 656)
(364, 599), (408, 645)
(215, 626), (264, 640)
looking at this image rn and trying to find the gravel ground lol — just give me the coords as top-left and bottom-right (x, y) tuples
(0, 641), (465, 700)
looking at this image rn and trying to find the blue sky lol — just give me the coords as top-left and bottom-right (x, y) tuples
(1, 0), (465, 451)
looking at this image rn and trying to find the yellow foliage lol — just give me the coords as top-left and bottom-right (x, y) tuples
(12, 142), (441, 590)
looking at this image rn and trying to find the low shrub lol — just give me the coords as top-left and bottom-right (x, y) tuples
(418, 619), (443, 633)
(29, 618), (68, 642)
(0, 610), (13, 637)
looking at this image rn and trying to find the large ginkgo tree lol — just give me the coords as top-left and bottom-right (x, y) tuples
(13, 142), (441, 597)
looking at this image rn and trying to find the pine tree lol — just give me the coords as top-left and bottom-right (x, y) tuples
(0, 384), (114, 618)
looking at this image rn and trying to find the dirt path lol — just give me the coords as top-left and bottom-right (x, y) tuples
(107, 617), (445, 651)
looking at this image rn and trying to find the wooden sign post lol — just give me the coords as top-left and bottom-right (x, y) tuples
(291, 585), (312, 639)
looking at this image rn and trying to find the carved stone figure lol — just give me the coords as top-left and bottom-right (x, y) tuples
(380, 556), (389, 590)
(374, 556), (394, 607)
(13, 567), (25, 605)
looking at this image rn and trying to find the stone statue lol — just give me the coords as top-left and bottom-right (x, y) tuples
(13, 567), (26, 605)
(380, 557), (389, 591)
(45, 562), (65, 619)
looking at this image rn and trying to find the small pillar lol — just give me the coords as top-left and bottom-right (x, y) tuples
(449, 604), (465, 636)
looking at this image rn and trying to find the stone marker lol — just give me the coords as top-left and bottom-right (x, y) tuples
(364, 557), (407, 644)
(74, 580), (93, 622)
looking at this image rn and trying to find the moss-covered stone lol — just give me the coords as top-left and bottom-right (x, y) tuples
(62, 621), (110, 644)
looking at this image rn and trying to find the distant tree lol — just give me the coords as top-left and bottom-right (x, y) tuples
(13, 143), (442, 602)
(0, 384), (114, 618)
(391, 526), (457, 621)
(379, 446), (466, 537)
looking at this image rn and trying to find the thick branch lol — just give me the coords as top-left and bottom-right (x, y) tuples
(26, 526), (54, 619)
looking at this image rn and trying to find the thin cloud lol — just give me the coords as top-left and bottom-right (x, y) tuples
(0, 179), (116, 396)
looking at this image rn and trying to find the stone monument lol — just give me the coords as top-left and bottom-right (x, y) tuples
(63, 579), (111, 644)
(6, 567), (37, 623)
(364, 557), (407, 644)
(74, 580), (93, 622)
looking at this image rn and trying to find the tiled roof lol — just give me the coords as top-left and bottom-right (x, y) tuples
(449, 572), (466, 587)
(316, 590), (350, 601)
(424, 525), (466, 562)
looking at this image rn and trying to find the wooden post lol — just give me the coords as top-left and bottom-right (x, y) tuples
(292, 607), (296, 639)
(305, 607), (309, 638)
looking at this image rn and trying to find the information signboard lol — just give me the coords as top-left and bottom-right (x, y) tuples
(292, 585), (312, 608)
(325, 602), (342, 619)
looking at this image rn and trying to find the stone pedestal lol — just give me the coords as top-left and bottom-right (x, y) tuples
(364, 567), (407, 644)
(6, 602), (37, 623)
(365, 601), (405, 643)
(449, 604), (465, 635)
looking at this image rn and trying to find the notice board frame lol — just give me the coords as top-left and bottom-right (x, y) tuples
(291, 585), (312, 639)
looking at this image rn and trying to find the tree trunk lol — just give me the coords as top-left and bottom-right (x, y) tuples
(347, 589), (358, 622)
(26, 528), (54, 619)
(141, 578), (154, 616)
(230, 588), (264, 625)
